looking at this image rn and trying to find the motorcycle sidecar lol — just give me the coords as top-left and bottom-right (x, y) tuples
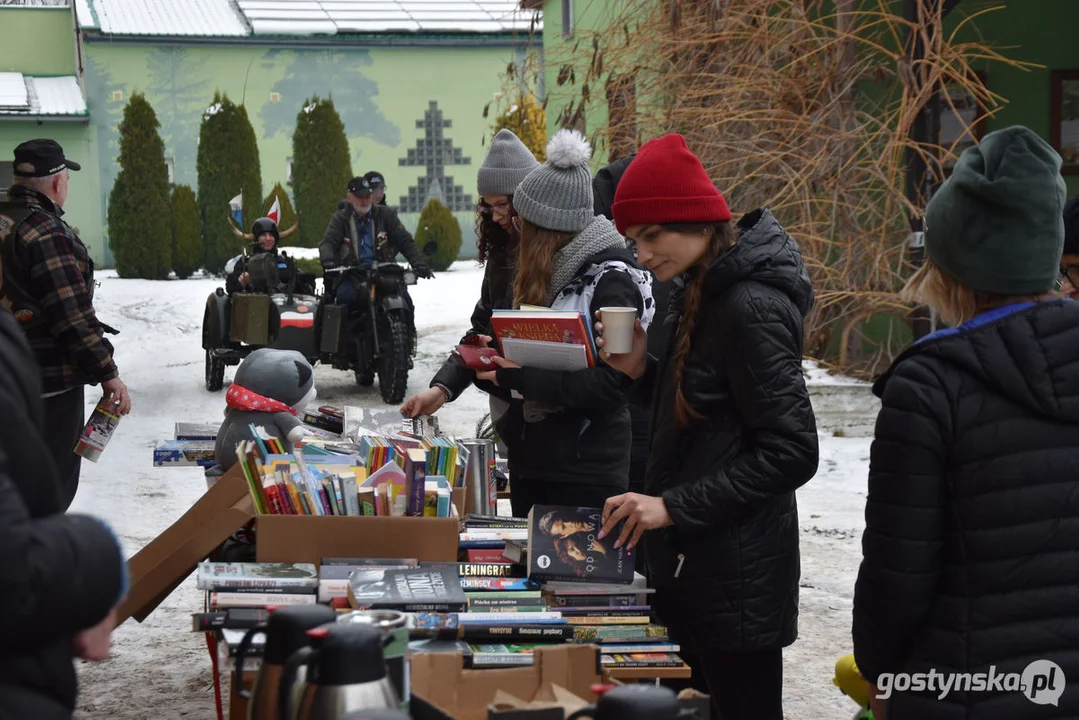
(201, 288), (320, 391)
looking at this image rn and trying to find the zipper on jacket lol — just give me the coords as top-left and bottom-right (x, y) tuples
(674, 553), (686, 579)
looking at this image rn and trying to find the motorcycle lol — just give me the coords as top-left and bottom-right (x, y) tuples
(201, 243), (435, 405)
(321, 259), (423, 404)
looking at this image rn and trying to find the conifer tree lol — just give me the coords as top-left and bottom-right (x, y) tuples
(262, 182), (298, 235)
(292, 96), (352, 247)
(197, 92), (263, 271)
(414, 198), (462, 272)
(106, 92), (172, 279)
(170, 184), (202, 278)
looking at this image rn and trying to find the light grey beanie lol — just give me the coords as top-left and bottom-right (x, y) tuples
(477, 129), (541, 197)
(514, 129), (594, 232)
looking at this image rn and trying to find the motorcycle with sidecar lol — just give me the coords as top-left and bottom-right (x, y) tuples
(201, 242), (434, 405)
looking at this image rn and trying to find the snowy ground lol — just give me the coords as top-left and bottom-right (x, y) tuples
(72, 262), (876, 719)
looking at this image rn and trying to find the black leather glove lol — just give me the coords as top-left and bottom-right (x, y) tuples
(415, 265), (434, 279)
(323, 260), (339, 271)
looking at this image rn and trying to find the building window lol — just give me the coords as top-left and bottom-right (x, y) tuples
(561, 0), (573, 39)
(165, 158), (174, 186)
(0, 162), (12, 194)
(111, 90), (123, 102)
(270, 92), (281, 103)
(286, 157), (293, 185)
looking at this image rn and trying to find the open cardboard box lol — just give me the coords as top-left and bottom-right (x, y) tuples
(118, 465), (464, 625)
(410, 645), (609, 720)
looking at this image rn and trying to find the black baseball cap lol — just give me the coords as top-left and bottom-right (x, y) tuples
(347, 176), (373, 196)
(13, 138), (81, 177)
(363, 171), (385, 188)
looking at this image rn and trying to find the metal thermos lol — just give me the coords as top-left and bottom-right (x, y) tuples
(566, 684), (699, 720)
(336, 611), (409, 705)
(235, 604), (338, 720)
(461, 438), (497, 517)
(279, 623), (399, 720)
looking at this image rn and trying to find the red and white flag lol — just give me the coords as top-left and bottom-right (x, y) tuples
(267, 196), (281, 224)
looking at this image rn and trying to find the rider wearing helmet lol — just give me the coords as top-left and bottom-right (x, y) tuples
(225, 216), (310, 294)
(364, 171), (388, 207)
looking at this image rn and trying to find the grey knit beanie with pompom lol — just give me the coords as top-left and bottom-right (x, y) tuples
(513, 129), (595, 232)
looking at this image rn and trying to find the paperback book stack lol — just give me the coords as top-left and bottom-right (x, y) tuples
(192, 561), (320, 671)
(232, 428), (459, 518)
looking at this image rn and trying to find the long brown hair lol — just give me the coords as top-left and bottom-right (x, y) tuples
(476, 195), (519, 267)
(669, 221), (738, 426)
(513, 219), (576, 307)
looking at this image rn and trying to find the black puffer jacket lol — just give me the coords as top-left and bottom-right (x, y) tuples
(493, 241), (648, 489)
(0, 308), (126, 719)
(430, 252), (516, 399)
(639, 208), (818, 654)
(853, 299), (1079, 720)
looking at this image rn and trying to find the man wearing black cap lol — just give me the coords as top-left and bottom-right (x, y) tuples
(364, 170), (388, 207)
(319, 176), (432, 341)
(0, 139), (131, 510)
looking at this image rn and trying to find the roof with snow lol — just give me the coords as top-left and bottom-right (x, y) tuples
(0, 74), (88, 120)
(74, 0), (541, 37)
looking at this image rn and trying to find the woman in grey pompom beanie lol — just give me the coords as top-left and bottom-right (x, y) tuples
(401, 129), (539, 445)
(470, 129), (657, 517)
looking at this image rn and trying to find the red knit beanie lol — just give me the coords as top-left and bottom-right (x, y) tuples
(612, 133), (732, 235)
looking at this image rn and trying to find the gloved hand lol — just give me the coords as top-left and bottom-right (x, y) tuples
(323, 260), (339, 271)
(414, 265), (434, 280)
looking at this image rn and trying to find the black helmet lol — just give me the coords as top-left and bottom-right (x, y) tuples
(250, 217), (280, 247)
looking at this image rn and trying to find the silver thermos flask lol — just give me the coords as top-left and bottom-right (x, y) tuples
(461, 438), (497, 517)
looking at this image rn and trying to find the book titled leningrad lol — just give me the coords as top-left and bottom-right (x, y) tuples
(347, 567), (468, 612)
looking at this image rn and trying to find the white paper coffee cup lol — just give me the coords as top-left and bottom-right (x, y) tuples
(600, 307), (637, 354)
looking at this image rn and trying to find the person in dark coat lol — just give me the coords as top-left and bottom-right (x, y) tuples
(0, 306), (127, 719)
(475, 129), (655, 517)
(852, 126), (1079, 720)
(592, 154), (674, 499)
(1060, 193), (1079, 300)
(401, 129), (540, 423)
(598, 133), (819, 720)
(224, 216), (310, 295)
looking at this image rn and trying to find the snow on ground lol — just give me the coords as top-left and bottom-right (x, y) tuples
(72, 262), (873, 719)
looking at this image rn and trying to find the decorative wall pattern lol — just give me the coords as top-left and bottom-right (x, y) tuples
(397, 101), (472, 212)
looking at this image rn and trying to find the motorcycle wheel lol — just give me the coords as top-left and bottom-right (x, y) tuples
(205, 349), (225, 392)
(377, 311), (410, 405)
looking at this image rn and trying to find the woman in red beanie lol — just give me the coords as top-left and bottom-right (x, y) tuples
(596, 133), (819, 720)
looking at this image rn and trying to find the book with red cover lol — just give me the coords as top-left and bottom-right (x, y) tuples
(489, 309), (597, 368)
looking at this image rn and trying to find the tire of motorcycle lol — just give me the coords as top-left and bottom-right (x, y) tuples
(205, 349), (225, 391)
(377, 311), (410, 405)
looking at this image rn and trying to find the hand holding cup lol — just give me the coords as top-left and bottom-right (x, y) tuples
(595, 309), (648, 380)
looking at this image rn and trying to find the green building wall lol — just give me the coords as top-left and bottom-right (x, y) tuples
(0, 6), (75, 75)
(81, 40), (525, 265)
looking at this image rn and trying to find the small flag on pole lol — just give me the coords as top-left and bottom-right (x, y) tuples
(228, 192), (243, 226)
(267, 196), (281, 225)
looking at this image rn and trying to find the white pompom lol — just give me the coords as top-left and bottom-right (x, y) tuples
(545, 129), (592, 169)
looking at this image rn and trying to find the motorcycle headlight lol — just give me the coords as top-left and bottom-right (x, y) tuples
(404, 270), (417, 285)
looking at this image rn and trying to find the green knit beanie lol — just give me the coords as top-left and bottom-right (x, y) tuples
(925, 125), (1067, 294)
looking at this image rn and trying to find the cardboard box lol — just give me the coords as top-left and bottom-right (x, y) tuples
(119, 466), (465, 625)
(117, 466), (254, 624)
(256, 511), (460, 563)
(410, 645), (607, 720)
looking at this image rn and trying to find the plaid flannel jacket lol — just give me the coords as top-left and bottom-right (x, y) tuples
(1, 186), (117, 393)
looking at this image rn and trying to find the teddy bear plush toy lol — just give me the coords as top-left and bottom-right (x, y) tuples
(214, 347), (317, 470)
